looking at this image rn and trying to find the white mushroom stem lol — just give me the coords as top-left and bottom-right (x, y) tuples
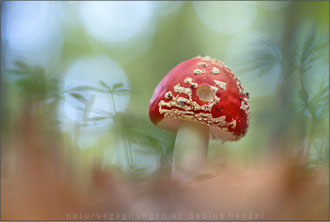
(171, 120), (210, 183)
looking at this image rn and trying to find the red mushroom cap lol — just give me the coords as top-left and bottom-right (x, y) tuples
(149, 56), (250, 141)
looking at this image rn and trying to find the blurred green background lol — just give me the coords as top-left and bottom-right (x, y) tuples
(1, 1), (329, 181)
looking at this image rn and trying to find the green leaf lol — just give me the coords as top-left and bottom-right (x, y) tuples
(69, 93), (88, 104)
(14, 61), (30, 70)
(7, 69), (29, 75)
(307, 86), (329, 117)
(301, 64), (312, 73)
(34, 65), (45, 75)
(257, 63), (276, 77)
(68, 85), (107, 93)
(112, 83), (124, 90)
(113, 89), (131, 96)
(298, 88), (309, 103)
(99, 80), (111, 90)
(299, 32), (327, 70)
(88, 116), (110, 121)
(254, 52), (277, 62)
(315, 86), (328, 98)
(301, 36), (315, 64)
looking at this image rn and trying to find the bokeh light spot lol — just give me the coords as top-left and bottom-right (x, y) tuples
(193, 1), (257, 34)
(79, 1), (155, 44)
(2, 1), (63, 67)
(58, 55), (130, 148)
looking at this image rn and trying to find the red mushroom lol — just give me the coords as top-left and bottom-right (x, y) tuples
(149, 56), (250, 183)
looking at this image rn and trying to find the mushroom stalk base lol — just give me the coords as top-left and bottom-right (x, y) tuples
(171, 120), (210, 183)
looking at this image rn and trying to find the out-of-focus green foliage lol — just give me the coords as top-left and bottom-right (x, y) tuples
(235, 11), (329, 167)
(1, 1), (329, 180)
(8, 61), (60, 104)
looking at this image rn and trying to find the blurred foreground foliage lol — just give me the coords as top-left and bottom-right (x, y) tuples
(1, 1), (329, 220)
(236, 6), (329, 168)
(2, 1), (328, 180)
(3, 60), (176, 179)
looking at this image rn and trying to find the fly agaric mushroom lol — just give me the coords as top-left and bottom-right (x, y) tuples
(149, 56), (250, 183)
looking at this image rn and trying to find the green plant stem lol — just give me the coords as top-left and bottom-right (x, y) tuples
(124, 139), (131, 168)
(110, 93), (117, 114)
(126, 140), (133, 168)
(297, 69), (314, 165)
